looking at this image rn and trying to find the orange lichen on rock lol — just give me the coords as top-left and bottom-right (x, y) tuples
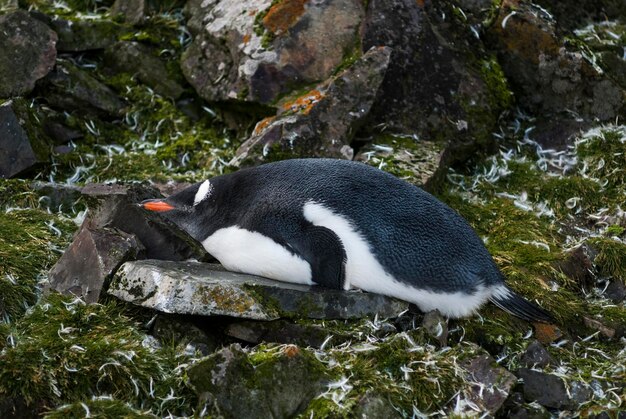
(242, 34), (251, 45)
(282, 344), (300, 358)
(253, 116), (276, 135)
(415, 0), (425, 7)
(262, 0), (309, 35)
(281, 89), (324, 115)
(533, 322), (563, 344)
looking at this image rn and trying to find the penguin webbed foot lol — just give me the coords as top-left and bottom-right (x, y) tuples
(303, 226), (347, 290)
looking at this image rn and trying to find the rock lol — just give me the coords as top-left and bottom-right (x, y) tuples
(81, 183), (210, 261)
(151, 314), (218, 355)
(0, 10), (57, 98)
(421, 310), (448, 346)
(531, 117), (589, 151)
(353, 391), (401, 418)
(31, 181), (82, 212)
(463, 354), (517, 413)
(583, 316), (625, 339)
(360, 0), (508, 155)
(605, 279), (626, 303)
(232, 46), (391, 166)
(42, 120), (84, 144)
(518, 368), (592, 409)
(0, 100), (50, 178)
(47, 226), (144, 303)
(520, 340), (552, 368)
(454, 0), (494, 26)
(356, 136), (445, 190)
(533, 0), (626, 31)
(104, 41), (184, 99)
(108, 259), (409, 320)
(502, 391), (552, 419)
(110, 0), (146, 25)
(188, 344), (326, 418)
(181, 0), (364, 104)
(48, 17), (130, 52)
(486, 0), (625, 122)
(39, 61), (126, 117)
(225, 320), (345, 348)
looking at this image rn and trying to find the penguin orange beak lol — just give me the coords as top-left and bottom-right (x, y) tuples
(140, 199), (176, 212)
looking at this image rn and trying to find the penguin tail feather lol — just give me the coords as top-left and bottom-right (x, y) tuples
(489, 285), (555, 324)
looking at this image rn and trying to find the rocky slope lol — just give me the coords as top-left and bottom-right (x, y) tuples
(0, 0), (625, 417)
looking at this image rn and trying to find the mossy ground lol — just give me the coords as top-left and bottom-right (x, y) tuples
(0, 202), (76, 323)
(0, 294), (197, 416)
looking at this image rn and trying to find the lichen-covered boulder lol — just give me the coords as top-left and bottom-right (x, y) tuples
(232, 46), (391, 166)
(0, 100), (50, 178)
(487, 0), (625, 121)
(181, 0), (364, 104)
(104, 41), (184, 99)
(38, 60), (126, 117)
(0, 10), (57, 98)
(108, 259), (408, 320)
(188, 344), (327, 418)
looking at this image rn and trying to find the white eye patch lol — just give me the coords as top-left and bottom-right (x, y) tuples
(193, 180), (213, 206)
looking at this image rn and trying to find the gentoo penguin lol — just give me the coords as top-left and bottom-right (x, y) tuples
(140, 158), (553, 322)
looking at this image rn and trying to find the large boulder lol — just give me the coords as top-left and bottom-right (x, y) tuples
(232, 46), (391, 166)
(181, 0), (365, 104)
(188, 344), (327, 418)
(0, 10), (57, 98)
(487, 0), (625, 122)
(108, 259), (409, 320)
(0, 100), (50, 178)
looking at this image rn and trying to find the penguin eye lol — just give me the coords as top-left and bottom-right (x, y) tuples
(193, 180), (213, 206)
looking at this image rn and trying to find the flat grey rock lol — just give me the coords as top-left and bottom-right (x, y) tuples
(109, 260), (408, 320)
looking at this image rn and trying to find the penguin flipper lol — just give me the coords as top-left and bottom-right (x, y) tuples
(293, 226), (347, 290)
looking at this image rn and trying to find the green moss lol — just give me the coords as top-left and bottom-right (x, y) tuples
(0, 294), (196, 416)
(299, 332), (479, 416)
(0, 209), (75, 323)
(0, 179), (38, 209)
(576, 126), (626, 192)
(45, 398), (156, 418)
(479, 57), (514, 111)
(359, 134), (445, 186)
(588, 238), (626, 280)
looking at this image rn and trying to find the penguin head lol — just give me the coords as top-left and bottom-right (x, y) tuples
(140, 180), (218, 240)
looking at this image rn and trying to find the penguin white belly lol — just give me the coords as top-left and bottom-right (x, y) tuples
(303, 201), (493, 318)
(201, 226), (314, 286)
